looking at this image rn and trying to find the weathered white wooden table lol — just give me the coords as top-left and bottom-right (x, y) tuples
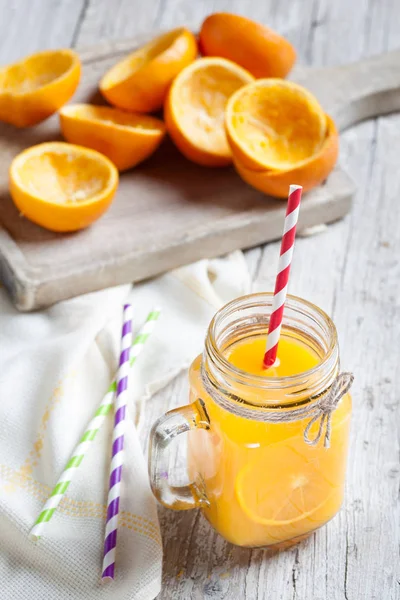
(2, 1), (399, 598)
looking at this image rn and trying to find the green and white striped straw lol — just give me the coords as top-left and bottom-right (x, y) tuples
(30, 307), (160, 541)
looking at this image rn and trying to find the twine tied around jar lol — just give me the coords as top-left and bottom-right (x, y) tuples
(200, 367), (354, 449)
(303, 372), (354, 447)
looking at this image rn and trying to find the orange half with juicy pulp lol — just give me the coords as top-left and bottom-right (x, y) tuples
(165, 57), (254, 166)
(59, 104), (166, 171)
(226, 78), (328, 171)
(0, 49), (81, 127)
(100, 28), (198, 113)
(9, 142), (119, 232)
(232, 115), (339, 198)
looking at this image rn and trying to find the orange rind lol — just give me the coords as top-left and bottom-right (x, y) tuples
(100, 28), (198, 113)
(232, 116), (339, 198)
(0, 49), (80, 127)
(9, 142), (119, 232)
(165, 57), (254, 166)
(226, 79), (328, 171)
(60, 104), (166, 171)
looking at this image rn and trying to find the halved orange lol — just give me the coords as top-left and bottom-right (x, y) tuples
(9, 142), (119, 232)
(165, 57), (254, 166)
(59, 104), (166, 171)
(233, 115), (339, 198)
(0, 49), (81, 127)
(200, 13), (296, 79)
(226, 79), (328, 171)
(100, 28), (198, 113)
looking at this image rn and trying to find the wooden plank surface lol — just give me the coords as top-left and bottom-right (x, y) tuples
(1, 1), (399, 599)
(0, 34), (361, 312)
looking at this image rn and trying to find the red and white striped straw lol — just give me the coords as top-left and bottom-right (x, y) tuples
(263, 184), (303, 369)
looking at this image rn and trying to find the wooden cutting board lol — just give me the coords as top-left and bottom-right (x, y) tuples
(1, 34), (399, 311)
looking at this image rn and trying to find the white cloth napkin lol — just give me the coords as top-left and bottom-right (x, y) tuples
(0, 251), (250, 600)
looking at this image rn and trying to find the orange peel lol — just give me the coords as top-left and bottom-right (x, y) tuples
(60, 104), (166, 171)
(226, 78), (328, 172)
(100, 28), (198, 113)
(9, 142), (119, 232)
(232, 115), (339, 198)
(0, 49), (80, 127)
(165, 57), (254, 166)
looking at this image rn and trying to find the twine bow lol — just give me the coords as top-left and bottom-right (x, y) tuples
(304, 372), (354, 448)
(201, 366), (354, 449)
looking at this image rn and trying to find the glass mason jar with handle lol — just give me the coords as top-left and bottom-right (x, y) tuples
(149, 293), (353, 549)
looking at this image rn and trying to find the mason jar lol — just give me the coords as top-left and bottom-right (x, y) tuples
(149, 293), (353, 548)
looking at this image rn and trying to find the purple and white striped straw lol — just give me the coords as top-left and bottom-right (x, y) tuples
(102, 303), (133, 581)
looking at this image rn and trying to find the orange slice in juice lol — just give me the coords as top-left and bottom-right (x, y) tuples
(235, 444), (335, 526)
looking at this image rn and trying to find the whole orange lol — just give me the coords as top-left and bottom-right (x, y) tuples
(199, 13), (296, 79)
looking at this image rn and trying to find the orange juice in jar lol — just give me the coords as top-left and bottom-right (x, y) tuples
(149, 293), (353, 548)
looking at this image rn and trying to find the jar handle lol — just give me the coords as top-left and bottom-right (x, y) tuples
(148, 403), (209, 510)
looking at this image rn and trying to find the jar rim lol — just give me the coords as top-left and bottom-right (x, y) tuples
(206, 292), (338, 391)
